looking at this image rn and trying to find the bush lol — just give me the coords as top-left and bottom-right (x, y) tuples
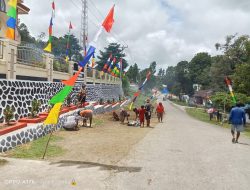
(211, 92), (249, 112)
(30, 99), (41, 118)
(99, 98), (104, 105)
(3, 106), (14, 125)
(122, 76), (130, 96)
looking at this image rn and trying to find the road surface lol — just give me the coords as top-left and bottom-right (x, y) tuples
(1, 100), (250, 190)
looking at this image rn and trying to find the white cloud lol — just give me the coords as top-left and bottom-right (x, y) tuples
(20, 0), (250, 70)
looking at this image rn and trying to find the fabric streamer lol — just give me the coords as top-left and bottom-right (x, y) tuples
(129, 71), (151, 110)
(224, 76), (237, 104)
(44, 1), (55, 52)
(44, 68), (82, 124)
(44, 103), (62, 125)
(108, 57), (116, 73)
(111, 61), (120, 77)
(44, 5), (115, 125)
(102, 54), (113, 72)
(65, 22), (73, 62)
(6, 0), (17, 40)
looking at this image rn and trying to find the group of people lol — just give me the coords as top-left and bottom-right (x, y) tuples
(133, 99), (165, 127)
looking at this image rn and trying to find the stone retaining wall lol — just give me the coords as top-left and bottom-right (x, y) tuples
(0, 79), (123, 121)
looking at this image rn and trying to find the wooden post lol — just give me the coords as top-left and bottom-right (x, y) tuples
(42, 126), (54, 159)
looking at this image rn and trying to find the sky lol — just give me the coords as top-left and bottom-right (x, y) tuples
(20, 0), (250, 70)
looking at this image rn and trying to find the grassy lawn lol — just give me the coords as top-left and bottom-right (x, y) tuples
(170, 99), (188, 106)
(93, 118), (104, 126)
(186, 108), (250, 137)
(6, 133), (64, 159)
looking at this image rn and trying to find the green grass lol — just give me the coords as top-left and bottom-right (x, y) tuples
(170, 99), (188, 106)
(93, 118), (104, 126)
(186, 107), (250, 137)
(7, 134), (64, 159)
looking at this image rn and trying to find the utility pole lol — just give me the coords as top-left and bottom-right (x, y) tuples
(80, 0), (88, 83)
(80, 0), (88, 51)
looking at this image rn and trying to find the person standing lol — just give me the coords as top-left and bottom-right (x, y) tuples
(145, 99), (152, 127)
(138, 105), (146, 127)
(156, 102), (165, 122)
(133, 108), (139, 120)
(229, 103), (246, 143)
(78, 85), (87, 107)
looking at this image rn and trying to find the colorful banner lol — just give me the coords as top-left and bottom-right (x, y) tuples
(129, 71), (151, 110)
(44, 2), (55, 52)
(102, 54), (113, 72)
(6, 0), (17, 40)
(44, 5), (115, 124)
(65, 22), (73, 62)
(224, 76), (237, 104)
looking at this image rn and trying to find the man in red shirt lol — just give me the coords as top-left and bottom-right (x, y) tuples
(156, 102), (165, 122)
(139, 105), (146, 127)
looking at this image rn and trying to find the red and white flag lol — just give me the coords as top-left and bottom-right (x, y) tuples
(93, 5), (115, 43)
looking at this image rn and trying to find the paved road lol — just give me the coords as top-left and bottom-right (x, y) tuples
(1, 100), (250, 190)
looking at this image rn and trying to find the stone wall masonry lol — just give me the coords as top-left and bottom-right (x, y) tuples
(0, 79), (123, 121)
(0, 100), (129, 153)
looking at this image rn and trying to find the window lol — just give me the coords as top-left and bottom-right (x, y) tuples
(0, 0), (6, 13)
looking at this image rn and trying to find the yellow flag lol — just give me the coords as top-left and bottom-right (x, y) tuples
(100, 71), (104, 76)
(44, 42), (52, 52)
(8, 0), (17, 7)
(65, 56), (69, 63)
(129, 102), (134, 110)
(44, 103), (62, 125)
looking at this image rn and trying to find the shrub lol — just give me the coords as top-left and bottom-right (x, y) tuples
(99, 98), (104, 105)
(211, 92), (249, 112)
(30, 99), (41, 118)
(3, 106), (14, 125)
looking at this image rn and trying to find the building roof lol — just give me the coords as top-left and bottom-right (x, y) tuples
(17, 1), (30, 14)
(194, 90), (213, 98)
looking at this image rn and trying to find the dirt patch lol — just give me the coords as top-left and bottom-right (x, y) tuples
(0, 159), (8, 166)
(50, 111), (158, 165)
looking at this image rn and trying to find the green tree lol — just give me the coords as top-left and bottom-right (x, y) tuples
(139, 61), (157, 92)
(122, 76), (130, 95)
(161, 66), (177, 93)
(157, 68), (163, 77)
(209, 55), (233, 92)
(211, 92), (250, 111)
(18, 23), (36, 43)
(126, 63), (139, 83)
(52, 34), (82, 62)
(215, 35), (250, 69)
(233, 63), (250, 96)
(175, 61), (193, 95)
(96, 43), (128, 71)
(189, 52), (212, 88)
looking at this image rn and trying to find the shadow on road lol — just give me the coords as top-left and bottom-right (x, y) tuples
(50, 160), (142, 173)
(237, 142), (250, 146)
